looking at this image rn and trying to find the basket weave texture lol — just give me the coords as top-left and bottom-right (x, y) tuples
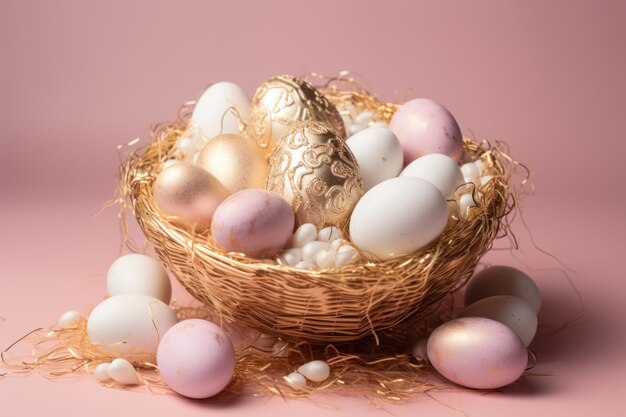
(123, 83), (510, 343)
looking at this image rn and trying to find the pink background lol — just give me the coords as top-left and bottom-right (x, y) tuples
(1, 1), (625, 416)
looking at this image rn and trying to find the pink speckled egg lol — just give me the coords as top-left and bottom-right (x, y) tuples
(157, 319), (236, 399)
(211, 189), (295, 257)
(389, 98), (463, 164)
(427, 317), (528, 389)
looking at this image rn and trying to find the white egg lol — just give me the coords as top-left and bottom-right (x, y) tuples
(458, 193), (477, 218)
(346, 126), (404, 191)
(329, 238), (344, 251)
(109, 358), (139, 385)
(349, 177), (449, 260)
(87, 294), (178, 361)
(191, 81), (250, 140)
(94, 363), (112, 382)
(106, 254), (172, 304)
(461, 162), (480, 180)
(301, 241), (331, 263)
(317, 226), (342, 242)
(284, 372), (307, 388)
(293, 223), (318, 248)
(295, 261), (316, 270)
(459, 295), (538, 346)
(281, 248), (302, 266)
(297, 360), (330, 382)
(335, 244), (358, 267)
(57, 310), (82, 329)
(401, 154), (464, 197)
(316, 249), (336, 269)
(464, 265), (542, 312)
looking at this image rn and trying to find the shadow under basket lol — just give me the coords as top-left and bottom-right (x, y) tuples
(122, 82), (512, 344)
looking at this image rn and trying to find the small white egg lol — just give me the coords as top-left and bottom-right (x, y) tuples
(107, 253), (172, 304)
(458, 193), (477, 218)
(301, 241), (331, 263)
(108, 358), (139, 385)
(335, 245), (358, 267)
(475, 159), (486, 175)
(355, 111), (373, 124)
(411, 338), (429, 361)
(281, 248), (302, 266)
(464, 266), (542, 312)
(272, 340), (290, 358)
(316, 250), (336, 270)
(57, 310), (82, 329)
(297, 360), (330, 382)
(459, 295), (538, 346)
(329, 238), (344, 251)
(401, 154), (464, 197)
(317, 226), (342, 243)
(284, 372), (307, 388)
(295, 261), (316, 270)
(293, 223), (318, 248)
(461, 162), (480, 181)
(94, 363), (112, 382)
(191, 81), (250, 140)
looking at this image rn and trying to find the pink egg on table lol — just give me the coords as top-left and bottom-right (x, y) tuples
(211, 189), (295, 257)
(427, 317), (528, 389)
(389, 98), (463, 164)
(157, 319), (236, 399)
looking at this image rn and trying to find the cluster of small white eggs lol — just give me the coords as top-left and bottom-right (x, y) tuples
(457, 159), (492, 218)
(280, 223), (358, 270)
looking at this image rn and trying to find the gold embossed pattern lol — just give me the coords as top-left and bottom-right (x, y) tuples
(266, 120), (363, 229)
(251, 75), (346, 156)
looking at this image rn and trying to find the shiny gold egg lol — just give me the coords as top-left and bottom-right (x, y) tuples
(153, 162), (229, 229)
(196, 133), (268, 195)
(266, 120), (363, 229)
(250, 75), (346, 156)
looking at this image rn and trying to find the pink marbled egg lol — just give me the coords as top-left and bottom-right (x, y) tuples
(211, 189), (295, 257)
(427, 317), (528, 389)
(157, 319), (236, 399)
(389, 98), (463, 164)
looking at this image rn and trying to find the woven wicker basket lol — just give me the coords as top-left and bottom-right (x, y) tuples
(123, 81), (510, 344)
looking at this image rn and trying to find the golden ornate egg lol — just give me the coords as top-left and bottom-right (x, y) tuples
(250, 75), (346, 156)
(266, 120), (363, 229)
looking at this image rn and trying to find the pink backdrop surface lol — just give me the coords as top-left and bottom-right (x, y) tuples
(1, 1), (625, 416)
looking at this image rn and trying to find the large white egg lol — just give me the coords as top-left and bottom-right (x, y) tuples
(106, 254), (172, 304)
(400, 154), (464, 197)
(349, 177), (448, 260)
(191, 81), (250, 140)
(464, 265), (541, 312)
(459, 295), (538, 346)
(346, 126), (404, 191)
(87, 294), (178, 362)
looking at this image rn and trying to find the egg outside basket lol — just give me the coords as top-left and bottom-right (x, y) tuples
(122, 78), (512, 345)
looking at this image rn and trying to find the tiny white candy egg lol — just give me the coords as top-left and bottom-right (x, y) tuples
(316, 250), (336, 270)
(329, 238), (344, 251)
(355, 111), (373, 124)
(301, 241), (331, 263)
(335, 245), (358, 267)
(282, 248), (302, 266)
(475, 159), (486, 175)
(481, 175), (494, 185)
(412, 338), (429, 361)
(317, 226), (342, 242)
(293, 223), (318, 248)
(57, 310), (82, 329)
(94, 363), (112, 382)
(284, 372), (307, 388)
(458, 193), (477, 218)
(272, 340), (290, 358)
(295, 261), (316, 270)
(108, 358), (139, 385)
(297, 360), (330, 382)
(460, 162), (480, 181)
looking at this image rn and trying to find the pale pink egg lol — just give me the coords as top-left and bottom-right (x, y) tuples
(427, 317), (528, 389)
(211, 189), (295, 257)
(389, 98), (463, 164)
(157, 319), (236, 399)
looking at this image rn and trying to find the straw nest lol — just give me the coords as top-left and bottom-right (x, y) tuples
(122, 76), (512, 344)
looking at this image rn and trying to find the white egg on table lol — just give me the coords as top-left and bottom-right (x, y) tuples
(346, 126), (404, 191)
(108, 358), (139, 385)
(106, 254), (172, 304)
(94, 363), (112, 382)
(464, 265), (542, 312)
(459, 295), (538, 346)
(87, 294), (178, 361)
(400, 154), (464, 197)
(57, 310), (82, 329)
(349, 177), (449, 260)
(191, 81), (250, 140)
